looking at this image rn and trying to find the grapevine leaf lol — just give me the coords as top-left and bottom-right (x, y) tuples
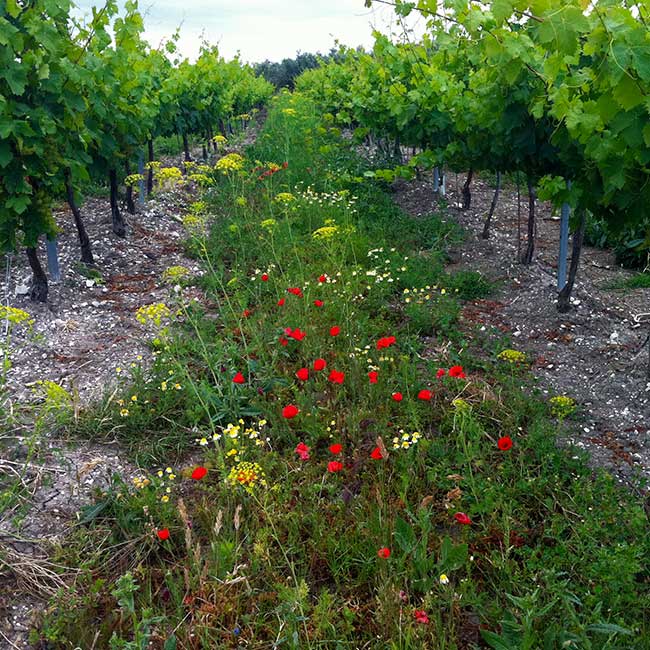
(612, 75), (644, 111)
(0, 141), (12, 168)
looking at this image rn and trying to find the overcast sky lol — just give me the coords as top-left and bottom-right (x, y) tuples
(73, 0), (425, 63)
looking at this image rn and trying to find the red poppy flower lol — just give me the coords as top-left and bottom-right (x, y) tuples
(498, 436), (513, 451)
(329, 443), (342, 455)
(328, 369), (345, 384)
(370, 446), (383, 460)
(417, 389), (432, 401)
(368, 371), (378, 384)
(327, 461), (343, 473)
(377, 547), (391, 559)
(191, 466), (207, 480)
(296, 367), (309, 381)
(318, 274), (327, 283)
(376, 335), (396, 350)
(232, 372), (245, 384)
(436, 368), (446, 379)
(277, 298), (286, 306)
(157, 528), (170, 541)
(282, 404), (299, 419)
(313, 299), (324, 307)
(261, 273), (269, 282)
(295, 442), (310, 460)
(287, 287), (303, 297)
(330, 326), (340, 336)
(414, 610), (429, 625)
(391, 392), (403, 402)
(242, 309), (251, 318)
(449, 365), (466, 378)
(313, 358), (327, 371)
(454, 512), (472, 525)
(284, 327), (306, 341)
(279, 336), (288, 346)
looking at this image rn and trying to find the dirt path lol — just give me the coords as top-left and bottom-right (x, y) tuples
(395, 172), (650, 487)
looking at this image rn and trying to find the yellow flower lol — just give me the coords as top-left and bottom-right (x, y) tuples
(0, 306), (34, 326)
(274, 192), (295, 204)
(119, 408), (129, 417)
(550, 395), (576, 418)
(439, 574), (449, 585)
(161, 495), (169, 503)
(497, 349), (527, 364)
(215, 153), (245, 173)
(226, 461), (267, 491)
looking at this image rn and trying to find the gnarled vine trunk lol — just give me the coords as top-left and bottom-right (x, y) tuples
(482, 171), (501, 239)
(147, 139), (154, 195)
(64, 167), (94, 265)
(461, 168), (474, 210)
(109, 168), (126, 237)
(520, 178), (536, 265)
(26, 247), (48, 302)
(182, 132), (191, 162)
(557, 209), (587, 313)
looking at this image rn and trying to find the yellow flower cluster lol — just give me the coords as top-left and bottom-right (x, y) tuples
(162, 265), (191, 284)
(312, 225), (339, 240)
(392, 430), (422, 450)
(154, 166), (183, 190)
(132, 476), (151, 489)
(0, 306), (34, 326)
(497, 349), (528, 364)
(226, 461), (267, 491)
(136, 302), (171, 328)
(260, 218), (277, 230)
(403, 285), (456, 304)
(215, 153), (245, 173)
(124, 174), (144, 187)
(281, 108), (297, 116)
(550, 395), (576, 419)
(212, 134), (227, 144)
(182, 213), (207, 233)
(273, 192), (296, 205)
(156, 466), (176, 502)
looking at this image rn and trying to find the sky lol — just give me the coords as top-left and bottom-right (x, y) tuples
(73, 0), (426, 63)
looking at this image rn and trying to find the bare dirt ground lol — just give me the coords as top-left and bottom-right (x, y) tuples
(394, 172), (650, 488)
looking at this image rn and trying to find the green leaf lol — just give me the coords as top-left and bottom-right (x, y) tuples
(78, 499), (111, 524)
(439, 536), (468, 571)
(480, 630), (515, 650)
(394, 517), (416, 552)
(612, 75), (644, 111)
(0, 140), (12, 168)
(642, 124), (650, 147)
(586, 623), (632, 636)
(163, 635), (177, 650)
(5, 0), (21, 18)
(492, 0), (513, 24)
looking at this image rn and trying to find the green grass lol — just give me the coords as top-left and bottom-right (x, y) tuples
(621, 272), (650, 289)
(31, 92), (650, 650)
